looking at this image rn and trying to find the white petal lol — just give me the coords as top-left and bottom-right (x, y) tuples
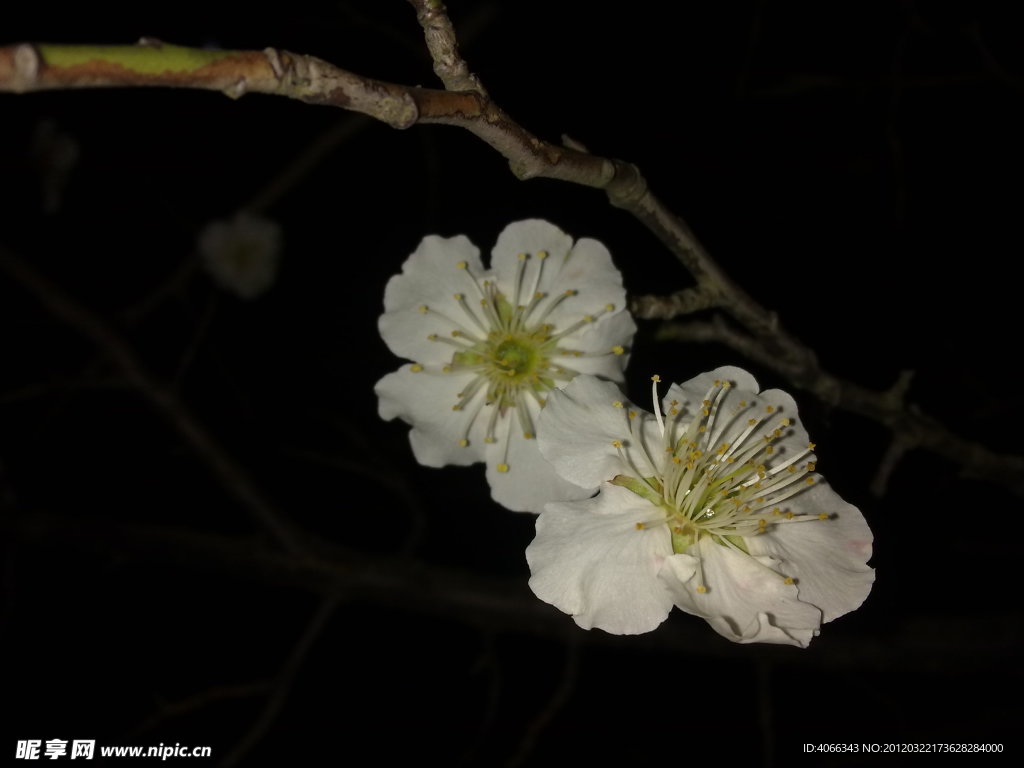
(491, 219), (574, 296)
(379, 234), (488, 363)
(375, 365), (486, 467)
(748, 482), (875, 623)
(664, 366), (812, 473)
(554, 310), (637, 382)
(492, 221), (628, 331)
(527, 483), (675, 635)
(536, 375), (651, 488)
(660, 537), (822, 647)
(664, 365), (761, 413)
(485, 425), (594, 513)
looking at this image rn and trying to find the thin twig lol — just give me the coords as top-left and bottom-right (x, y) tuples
(0, 246), (307, 554)
(407, 0), (488, 95)
(221, 594), (343, 767)
(658, 318), (1024, 495)
(9, 511), (1024, 673)
(506, 641), (580, 767)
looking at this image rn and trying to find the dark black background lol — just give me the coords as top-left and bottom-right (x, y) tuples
(2, 1), (1021, 765)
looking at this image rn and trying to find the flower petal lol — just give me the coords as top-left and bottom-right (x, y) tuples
(485, 422), (593, 513)
(492, 220), (628, 331)
(537, 375), (659, 488)
(527, 483), (675, 634)
(660, 538), (823, 647)
(379, 234), (487, 363)
(748, 482), (875, 623)
(375, 365), (485, 467)
(555, 310), (637, 382)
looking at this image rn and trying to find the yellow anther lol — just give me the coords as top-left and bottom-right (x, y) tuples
(672, 456), (682, 464)
(456, 261), (468, 269)
(611, 345), (625, 355)
(534, 292), (545, 299)
(702, 408), (710, 416)
(564, 289), (577, 296)
(671, 400), (679, 406)
(670, 408), (679, 415)
(517, 252), (528, 261)
(723, 382), (731, 389)
(496, 463), (510, 473)
(605, 303), (615, 311)
(410, 364), (423, 373)
(780, 418), (791, 426)
(452, 405), (463, 411)
(484, 437), (497, 444)
(806, 477), (815, 485)
(788, 466), (797, 474)
(451, 330), (461, 337)
(453, 293), (464, 300)
(612, 440), (622, 448)
(713, 380), (721, 387)
(786, 512), (795, 520)
(523, 432), (534, 440)
(458, 439), (469, 447)
(537, 250), (548, 260)
(748, 418), (757, 426)
(739, 400), (747, 407)
(442, 365), (452, 373)
(698, 425), (706, 433)
(696, 585), (708, 594)
(772, 508), (781, 516)
(418, 305), (429, 313)
(635, 522), (646, 530)
(784, 577), (795, 585)
(758, 519), (767, 529)
(807, 462), (816, 472)
(765, 446), (774, 454)
(819, 513), (829, 520)
(628, 411), (637, 420)
(583, 315), (594, 323)
(651, 374), (662, 383)
(428, 334), (439, 341)
(808, 442), (816, 450)
(703, 399), (711, 407)
(766, 405), (776, 413)
(480, 299), (488, 307)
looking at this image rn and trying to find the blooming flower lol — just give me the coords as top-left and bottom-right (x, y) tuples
(526, 367), (874, 645)
(376, 219), (636, 513)
(198, 212), (282, 299)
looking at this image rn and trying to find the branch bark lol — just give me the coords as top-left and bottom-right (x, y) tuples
(2, 24), (1021, 495)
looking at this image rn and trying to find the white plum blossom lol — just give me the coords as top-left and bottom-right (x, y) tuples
(376, 219), (636, 513)
(527, 366), (874, 646)
(198, 212), (282, 299)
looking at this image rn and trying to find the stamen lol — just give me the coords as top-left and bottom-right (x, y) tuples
(651, 375), (665, 438)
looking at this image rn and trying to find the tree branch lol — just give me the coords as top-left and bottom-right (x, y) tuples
(2, 22), (1019, 493)
(6, 511), (1023, 674)
(0, 246), (308, 554)
(658, 318), (1024, 495)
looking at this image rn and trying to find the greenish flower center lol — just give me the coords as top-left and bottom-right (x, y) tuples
(611, 375), (830, 592)
(493, 338), (535, 376)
